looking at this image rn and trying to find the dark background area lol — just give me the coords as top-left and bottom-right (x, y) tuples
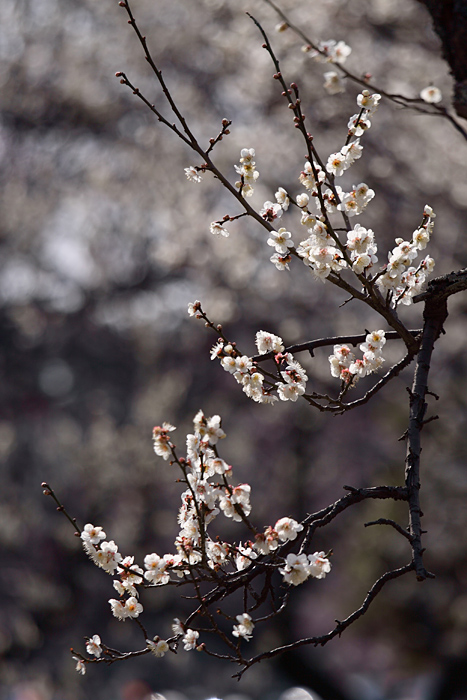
(1, 0), (467, 699)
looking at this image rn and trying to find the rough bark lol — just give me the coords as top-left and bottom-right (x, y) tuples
(417, 0), (467, 118)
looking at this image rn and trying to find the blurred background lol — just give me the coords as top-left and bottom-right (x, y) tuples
(1, 0), (467, 698)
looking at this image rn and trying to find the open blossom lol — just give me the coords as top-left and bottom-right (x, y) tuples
(235, 148), (259, 196)
(219, 484), (251, 521)
(232, 613), (254, 641)
(210, 221), (229, 237)
(420, 85), (442, 104)
(326, 151), (347, 177)
(193, 410), (226, 444)
(357, 90), (381, 114)
(267, 228), (294, 255)
(329, 344), (355, 380)
(270, 253), (291, 271)
(280, 553), (311, 586)
(275, 517), (304, 542)
(182, 629), (199, 650)
(323, 70), (345, 94)
(260, 201), (283, 221)
(255, 330), (284, 355)
(312, 39), (351, 64)
(147, 638), (169, 657)
(347, 111), (372, 136)
(73, 656), (86, 675)
(184, 166), (203, 183)
(308, 551), (331, 579)
(153, 422), (176, 461)
(254, 526), (279, 554)
(299, 161), (326, 191)
(86, 635), (102, 658)
(109, 597), (141, 621)
(338, 182), (374, 217)
(172, 618), (184, 635)
(81, 523), (106, 546)
(144, 553), (170, 585)
(91, 540), (122, 574)
(235, 544), (257, 571)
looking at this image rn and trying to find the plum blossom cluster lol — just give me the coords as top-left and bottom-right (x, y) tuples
(346, 223), (378, 274)
(74, 410), (331, 670)
(308, 39), (352, 65)
(209, 328), (309, 403)
(234, 148), (259, 198)
(328, 330), (386, 384)
(376, 205), (436, 305)
(280, 551), (332, 586)
(296, 218), (347, 280)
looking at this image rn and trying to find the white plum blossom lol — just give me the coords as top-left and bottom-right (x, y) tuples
(346, 224), (378, 273)
(338, 182), (374, 217)
(280, 553), (311, 586)
(147, 638), (170, 657)
(235, 148), (259, 197)
(326, 151), (348, 177)
(276, 355), (308, 402)
(182, 629), (199, 650)
(267, 228), (294, 255)
(376, 206), (436, 305)
(296, 192), (310, 208)
(420, 85), (442, 104)
(81, 523), (106, 546)
(255, 330), (284, 355)
(329, 331), (386, 384)
(86, 635), (102, 658)
(184, 166), (203, 183)
(275, 517), (304, 542)
(210, 221), (230, 237)
(219, 484), (251, 521)
(311, 39), (352, 64)
(357, 90), (381, 114)
(207, 540), (229, 568)
(172, 618), (184, 636)
(323, 70), (345, 94)
(90, 540), (122, 575)
(308, 551), (332, 579)
(153, 423), (176, 461)
(348, 113), (372, 137)
(270, 253), (291, 271)
(187, 300), (201, 317)
(232, 613), (254, 641)
(113, 578), (138, 598)
(235, 544), (257, 571)
(260, 200), (283, 222)
(73, 656), (86, 675)
(144, 553), (172, 585)
(254, 526), (279, 554)
(275, 187), (290, 210)
(299, 161), (326, 192)
(118, 556), (144, 586)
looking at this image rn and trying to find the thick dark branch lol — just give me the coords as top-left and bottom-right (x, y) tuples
(416, 0), (467, 119)
(413, 268), (467, 304)
(404, 269), (467, 580)
(364, 518), (413, 542)
(252, 329), (422, 362)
